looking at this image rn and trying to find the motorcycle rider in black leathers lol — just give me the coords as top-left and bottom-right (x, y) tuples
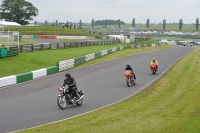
(125, 64), (136, 80)
(62, 73), (79, 100)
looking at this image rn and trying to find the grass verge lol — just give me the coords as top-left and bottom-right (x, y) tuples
(20, 39), (37, 45)
(0, 43), (123, 77)
(16, 47), (200, 133)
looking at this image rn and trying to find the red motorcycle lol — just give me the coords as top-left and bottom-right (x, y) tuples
(150, 63), (157, 75)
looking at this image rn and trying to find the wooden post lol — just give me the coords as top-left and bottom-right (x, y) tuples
(64, 42), (66, 48)
(49, 43), (51, 50)
(57, 43), (59, 49)
(20, 45), (22, 52)
(31, 44), (33, 51)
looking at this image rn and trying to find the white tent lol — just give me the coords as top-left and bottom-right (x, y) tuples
(0, 21), (22, 26)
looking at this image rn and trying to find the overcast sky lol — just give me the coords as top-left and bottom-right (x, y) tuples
(26, 0), (199, 24)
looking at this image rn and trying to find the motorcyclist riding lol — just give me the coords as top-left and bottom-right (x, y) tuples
(125, 64), (136, 80)
(150, 58), (158, 69)
(62, 73), (79, 100)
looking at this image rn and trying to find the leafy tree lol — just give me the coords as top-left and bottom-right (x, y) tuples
(163, 19), (166, 30)
(196, 18), (199, 31)
(80, 20), (82, 27)
(105, 19), (107, 28)
(91, 18), (94, 29)
(94, 20), (125, 25)
(179, 19), (183, 30)
(34, 20), (37, 25)
(146, 18), (150, 29)
(55, 20), (58, 26)
(132, 18), (135, 28)
(0, 0), (38, 25)
(45, 20), (48, 26)
(118, 19), (120, 28)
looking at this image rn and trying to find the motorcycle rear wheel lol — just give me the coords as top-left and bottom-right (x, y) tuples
(57, 96), (67, 110)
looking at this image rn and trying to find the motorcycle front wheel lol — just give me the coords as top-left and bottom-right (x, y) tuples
(57, 96), (67, 110)
(76, 97), (83, 106)
(126, 77), (131, 87)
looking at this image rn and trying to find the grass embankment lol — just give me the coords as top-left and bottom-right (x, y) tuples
(136, 39), (156, 45)
(0, 44), (170, 78)
(0, 43), (123, 77)
(20, 39), (37, 45)
(4, 26), (103, 36)
(17, 47), (200, 133)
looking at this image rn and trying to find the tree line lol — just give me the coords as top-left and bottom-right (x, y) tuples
(0, 0), (199, 31)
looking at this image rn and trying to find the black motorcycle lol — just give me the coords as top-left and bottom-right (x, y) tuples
(57, 87), (84, 110)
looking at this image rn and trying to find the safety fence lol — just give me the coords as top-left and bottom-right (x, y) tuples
(19, 40), (120, 53)
(131, 44), (157, 49)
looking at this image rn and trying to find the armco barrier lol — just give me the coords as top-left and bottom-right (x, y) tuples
(58, 46), (127, 71)
(112, 47), (117, 52)
(58, 59), (74, 72)
(94, 52), (102, 59)
(74, 56), (86, 66)
(85, 53), (95, 61)
(107, 49), (112, 54)
(33, 35), (38, 39)
(38, 35), (57, 39)
(101, 50), (108, 56)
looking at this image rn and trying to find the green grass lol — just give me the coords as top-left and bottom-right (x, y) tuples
(136, 39), (157, 45)
(3, 26), (104, 36)
(20, 39), (37, 45)
(0, 44), (170, 78)
(17, 46), (200, 133)
(0, 43), (124, 78)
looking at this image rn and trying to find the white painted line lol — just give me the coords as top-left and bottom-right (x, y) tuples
(12, 46), (193, 133)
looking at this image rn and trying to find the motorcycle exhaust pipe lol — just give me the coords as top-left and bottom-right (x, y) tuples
(76, 95), (84, 102)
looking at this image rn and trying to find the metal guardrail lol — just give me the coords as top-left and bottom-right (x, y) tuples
(18, 40), (120, 53)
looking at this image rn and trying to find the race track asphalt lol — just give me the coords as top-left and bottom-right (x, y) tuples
(0, 45), (193, 133)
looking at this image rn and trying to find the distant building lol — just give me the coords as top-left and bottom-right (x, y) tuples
(0, 21), (22, 27)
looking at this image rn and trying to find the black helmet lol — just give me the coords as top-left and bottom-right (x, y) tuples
(126, 64), (130, 68)
(65, 73), (70, 78)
